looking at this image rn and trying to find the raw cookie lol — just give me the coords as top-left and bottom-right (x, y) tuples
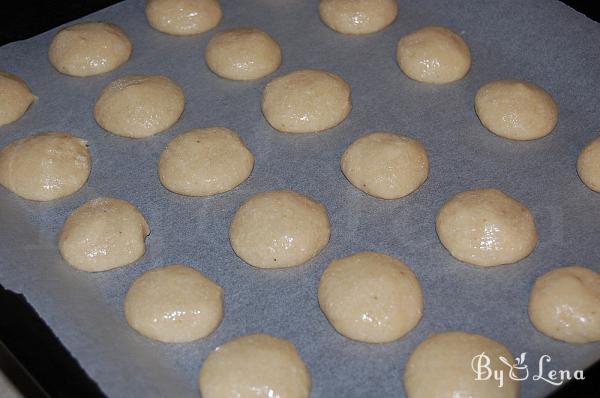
(199, 333), (311, 398)
(319, 0), (398, 35)
(94, 75), (185, 138)
(577, 135), (600, 191)
(0, 72), (34, 126)
(318, 251), (423, 343)
(396, 26), (471, 84)
(158, 127), (254, 196)
(145, 0), (222, 36)
(528, 266), (600, 343)
(48, 22), (132, 77)
(475, 79), (558, 140)
(404, 331), (520, 398)
(205, 27), (282, 80)
(229, 190), (330, 268)
(0, 132), (90, 201)
(436, 188), (537, 267)
(261, 69), (351, 133)
(124, 264), (223, 343)
(341, 131), (429, 199)
(59, 197), (150, 272)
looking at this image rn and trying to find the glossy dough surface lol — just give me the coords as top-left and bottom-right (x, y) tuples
(145, 0), (222, 35)
(404, 331), (520, 398)
(0, 132), (90, 201)
(48, 22), (132, 77)
(577, 135), (600, 191)
(229, 190), (330, 268)
(319, 0), (398, 35)
(59, 197), (150, 272)
(529, 266), (600, 343)
(199, 333), (311, 398)
(436, 188), (537, 267)
(0, 72), (34, 126)
(94, 75), (185, 138)
(261, 69), (351, 133)
(318, 251), (423, 343)
(124, 264), (223, 343)
(475, 79), (558, 140)
(341, 131), (429, 199)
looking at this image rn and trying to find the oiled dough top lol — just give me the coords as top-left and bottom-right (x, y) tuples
(577, 135), (600, 192)
(319, 0), (398, 35)
(146, 0), (222, 35)
(0, 71), (34, 127)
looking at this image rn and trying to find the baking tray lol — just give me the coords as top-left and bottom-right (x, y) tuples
(1, 0), (599, 397)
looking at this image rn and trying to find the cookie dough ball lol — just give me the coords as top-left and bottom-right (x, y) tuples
(318, 251), (423, 343)
(529, 266), (600, 343)
(0, 72), (34, 126)
(319, 0), (398, 35)
(577, 135), (600, 191)
(205, 28), (282, 80)
(146, 0), (222, 36)
(59, 197), (150, 272)
(158, 127), (254, 196)
(396, 26), (471, 84)
(404, 332), (519, 398)
(199, 333), (311, 398)
(48, 22), (132, 77)
(230, 190), (330, 268)
(124, 264), (223, 343)
(341, 132), (428, 199)
(436, 188), (537, 267)
(261, 69), (352, 133)
(94, 75), (185, 138)
(475, 79), (558, 140)
(0, 132), (90, 201)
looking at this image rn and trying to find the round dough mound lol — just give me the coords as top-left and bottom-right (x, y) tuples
(0, 72), (34, 126)
(529, 266), (600, 343)
(318, 251), (423, 343)
(319, 0), (398, 35)
(205, 27), (282, 80)
(404, 331), (519, 398)
(124, 264), (223, 343)
(145, 0), (222, 36)
(48, 22), (132, 77)
(94, 75), (185, 138)
(261, 69), (352, 133)
(577, 135), (600, 192)
(436, 188), (537, 267)
(396, 26), (471, 84)
(199, 333), (311, 398)
(475, 79), (558, 140)
(0, 132), (90, 201)
(341, 132), (429, 199)
(230, 190), (330, 268)
(158, 127), (254, 196)
(59, 197), (150, 272)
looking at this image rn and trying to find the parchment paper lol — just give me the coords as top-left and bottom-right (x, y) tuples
(1, 1), (599, 397)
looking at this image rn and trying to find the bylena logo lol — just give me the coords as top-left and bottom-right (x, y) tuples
(471, 352), (585, 388)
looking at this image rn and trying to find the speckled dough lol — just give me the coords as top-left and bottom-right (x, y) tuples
(319, 0), (398, 35)
(48, 22), (132, 77)
(124, 264), (223, 343)
(59, 197), (150, 272)
(318, 251), (423, 343)
(577, 135), (600, 191)
(0, 72), (34, 126)
(341, 132), (429, 199)
(396, 26), (471, 84)
(199, 333), (311, 398)
(475, 79), (558, 140)
(436, 188), (537, 267)
(94, 75), (185, 138)
(261, 69), (352, 133)
(158, 127), (254, 196)
(205, 27), (282, 80)
(0, 132), (90, 201)
(529, 266), (600, 343)
(145, 0), (222, 35)
(229, 190), (330, 268)
(404, 332), (520, 398)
